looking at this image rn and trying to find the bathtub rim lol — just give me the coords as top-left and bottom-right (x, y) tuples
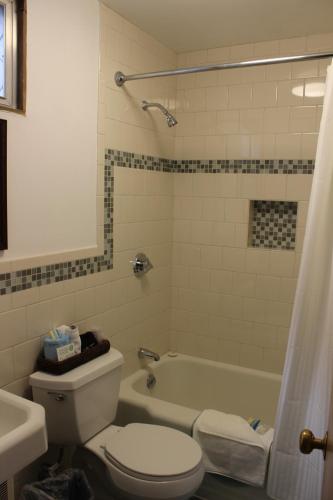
(118, 352), (282, 434)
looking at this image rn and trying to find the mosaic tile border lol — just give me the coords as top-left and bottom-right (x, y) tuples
(0, 149), (314, 295)
(173, 158), (314, 175)
(250, 200), (298, 250)
(108, 149), (315, 175)
(106, 150), (173, 172)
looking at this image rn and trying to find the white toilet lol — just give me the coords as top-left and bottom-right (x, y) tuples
(29, 349), (204, 500)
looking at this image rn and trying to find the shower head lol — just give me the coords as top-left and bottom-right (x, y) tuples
(142, 100), (178, 127)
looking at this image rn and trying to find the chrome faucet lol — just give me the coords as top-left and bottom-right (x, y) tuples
(130, 253), (153, 277)
(138, 347), (160, 362)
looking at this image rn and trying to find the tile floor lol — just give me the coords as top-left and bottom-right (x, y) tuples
(192, 473), (272, 500)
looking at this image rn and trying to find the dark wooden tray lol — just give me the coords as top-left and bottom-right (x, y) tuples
(37, 339), (111, 375)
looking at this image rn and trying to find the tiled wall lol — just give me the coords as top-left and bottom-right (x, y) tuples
(174, 34), (333, 160)
(0, 5), (176, 397)
(169, 34), (333, 372)
(99, 2), (177, 159)
(170, 172), (311, 373)
(1, 3), (332, 402)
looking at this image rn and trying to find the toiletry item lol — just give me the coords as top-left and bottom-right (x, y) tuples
(80, 331), (98, 351)
(55, 324), (71, 336)
(91, 328), (103, 343)
(68, 325), (81, 354)
(49, 324), (81, 355)
(247, 417), (270, 435)
(43, 335), (70, 362)
(56, 342), (75, 361)
(46, 328), (61, 340)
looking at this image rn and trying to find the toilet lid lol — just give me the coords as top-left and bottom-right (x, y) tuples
(104, 423), (202, 479)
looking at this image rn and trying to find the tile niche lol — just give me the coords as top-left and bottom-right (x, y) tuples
(249, 200), (298, 250)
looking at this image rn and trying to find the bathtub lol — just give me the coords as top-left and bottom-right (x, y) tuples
(116, 352), (282, 434)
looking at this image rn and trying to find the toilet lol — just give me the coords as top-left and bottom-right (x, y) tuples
(29, 349), (204, 500)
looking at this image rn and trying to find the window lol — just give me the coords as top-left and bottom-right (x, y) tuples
(0, 0), (26, 111)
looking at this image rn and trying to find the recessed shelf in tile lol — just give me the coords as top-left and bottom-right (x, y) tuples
(249, 200), (298, 250)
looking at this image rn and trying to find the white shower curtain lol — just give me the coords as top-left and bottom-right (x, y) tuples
(267, 61), (333, 500)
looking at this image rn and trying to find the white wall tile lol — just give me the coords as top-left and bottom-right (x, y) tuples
(239, 344), (264, 370)
(250, 134), (276, 159)
(291, 61), (318, 79)
(277, 80), (304, 106)
(201, 198), (225, 221)
(228, 85), (252, 108)
(210, 270), (233, 293)
(191, 221), (213, 245)
(266, 63), (292, 81)
(239, 109), (264, 134)
(225, 199), (249, 223)
(27, 301), (52, 340)
(205, 136), (227, 159)
(212, 222), (235, 246)
(226, 135), (251, 159)
(275, 133), (302, 158)
(206, 86), (228, 111)
(268, 251), (295, 277)
(286, 175), (313, 200)
(13, 339), (41, 379)
(243, 298), (267, 323)
(201, 246), (222, 269)
(290, 106), (317, 133)
(0, 349), (15, 386)
(216, 110), (240, 134)
(222, 248), (246, 272)
(246, 249), (270, 274)
(252, 82), (277, 107)
(232, 273), (256, 297)
(264, 107), (290, 133)
(217, 340), (240, 364)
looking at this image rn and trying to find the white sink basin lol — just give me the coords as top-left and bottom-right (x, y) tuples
(0, 389), (48, 483)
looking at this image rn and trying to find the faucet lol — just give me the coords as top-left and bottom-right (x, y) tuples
(138, 347), (160, 362)
(130, 253), (153, 277)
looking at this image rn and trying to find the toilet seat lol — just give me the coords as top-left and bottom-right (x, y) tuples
(84, 423), (205, 499)
(104, 423), (202, 481)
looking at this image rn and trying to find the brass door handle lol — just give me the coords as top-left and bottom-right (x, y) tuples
(299, 429), (328, 459)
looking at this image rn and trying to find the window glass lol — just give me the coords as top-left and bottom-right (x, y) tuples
(0, 4), (5, 99)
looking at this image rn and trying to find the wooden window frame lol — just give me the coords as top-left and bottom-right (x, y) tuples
(0, 0), (26, 113)
(0, 119), (7, 250)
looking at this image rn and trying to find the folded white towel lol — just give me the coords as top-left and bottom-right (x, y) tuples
(193, 409), (274, 487)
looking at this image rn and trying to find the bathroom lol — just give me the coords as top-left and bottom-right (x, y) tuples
(0, 0), (332, 498)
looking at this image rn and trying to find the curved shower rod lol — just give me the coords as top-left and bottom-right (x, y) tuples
(115, 51), (333, 87)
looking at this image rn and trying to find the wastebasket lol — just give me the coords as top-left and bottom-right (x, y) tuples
(20, 469), (94, 500)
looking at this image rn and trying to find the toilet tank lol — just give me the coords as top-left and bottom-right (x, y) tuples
(29, 349), (124, 445)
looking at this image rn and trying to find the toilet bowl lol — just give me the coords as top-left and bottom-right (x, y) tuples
(81, 424), (204, 500)
(30, 349), (204, 500)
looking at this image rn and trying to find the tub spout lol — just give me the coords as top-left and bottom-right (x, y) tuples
(138, 347), (160, 362)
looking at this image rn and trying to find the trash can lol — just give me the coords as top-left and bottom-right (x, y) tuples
(20, 469), (94, 500)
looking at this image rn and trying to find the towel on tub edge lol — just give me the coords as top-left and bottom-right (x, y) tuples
(192, 409), (274, 487)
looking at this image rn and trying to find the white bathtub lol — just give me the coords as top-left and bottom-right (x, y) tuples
(116, 353), (282, 434)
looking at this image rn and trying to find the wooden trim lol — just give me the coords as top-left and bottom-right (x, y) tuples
(0, 0), (27, 114)
(0, 119), (7, 250)
(16, 0), (27, 112)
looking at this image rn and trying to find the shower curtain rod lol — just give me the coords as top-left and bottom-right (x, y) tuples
(114, 51), (333, 86)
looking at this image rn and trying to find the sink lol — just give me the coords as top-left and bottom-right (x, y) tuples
(0, 389), (48, 483)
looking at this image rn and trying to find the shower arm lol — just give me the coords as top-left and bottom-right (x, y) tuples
(115, 51), (333, 86)
(142, 100), (169, 116)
